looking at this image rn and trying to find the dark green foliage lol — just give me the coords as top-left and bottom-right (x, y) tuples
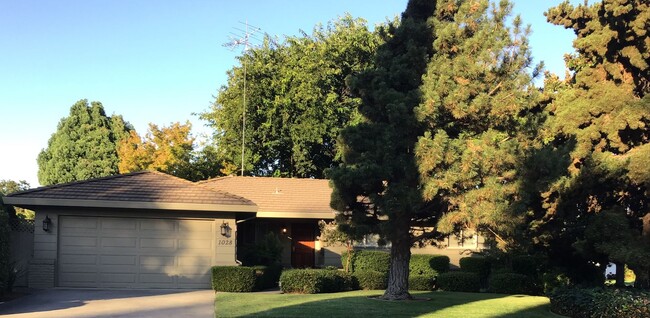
(511, 255), (539, 278)
(488, 273), (535, 295)
(409, 275), (435, 291)
(202, 16), (383, 178)
(541, 269), (572, 295)
(459, 257), (491, 282)
(0, 207), (12, 294)
(409, 254), (449, 276)
(37, 99), (133, 186)
(352, 270), (388, 290)
(550, 288), (650, 318)
(240, 232), (283, 266)
(211, 266), (256, 292)
(342, 250), (390, 273)
(436, 272), (481, 293)
(279, 269), (356, 294)
(252, 264), (283, 291)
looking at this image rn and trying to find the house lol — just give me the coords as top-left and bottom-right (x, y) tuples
(3, 171), (486, 290)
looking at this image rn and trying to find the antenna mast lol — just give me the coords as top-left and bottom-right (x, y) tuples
(223, 21), (263, 176)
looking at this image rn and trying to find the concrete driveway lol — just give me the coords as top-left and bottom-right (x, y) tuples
(0, 288), (215, 318)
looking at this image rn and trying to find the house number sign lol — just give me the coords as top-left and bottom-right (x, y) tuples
(218, 239), (233, 246)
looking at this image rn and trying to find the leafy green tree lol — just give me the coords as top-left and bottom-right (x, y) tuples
(0, 180), (32, 219)
(37, 99), (133, 186)
(524, 0), (650, 287)
(329, 0), (437, 300)
(201, 15), (383, 178)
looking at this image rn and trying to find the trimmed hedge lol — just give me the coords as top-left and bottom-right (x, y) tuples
(459, 257), (491, 282)
(409, 275), (435, 291)
(410, 254), (449, 276)
(550, 287), (650, 318)
(253, 264), (283, 291)
(437, 272), (481, 292)
(212, 266), (256, 292)
(488, 273), (534, 295)
(511, 255), (539, 278)
(342, 250), (390, 273)
(280, 269), (356, 294)
(353, 270), (387, 290)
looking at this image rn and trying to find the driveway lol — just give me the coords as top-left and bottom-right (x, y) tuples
(0, 288), (215, 318)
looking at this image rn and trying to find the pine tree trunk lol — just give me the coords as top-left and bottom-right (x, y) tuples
(382, 236), (412, 300)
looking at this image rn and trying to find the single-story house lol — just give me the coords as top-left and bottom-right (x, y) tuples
(3, 171), (486, 289)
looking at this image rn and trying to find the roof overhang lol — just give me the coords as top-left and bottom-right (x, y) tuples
(256, 211), (335, 219)
(2, 197), (258, 213)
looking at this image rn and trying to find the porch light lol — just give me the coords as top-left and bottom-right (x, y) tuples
(42, 215), (52, 232)
(220, 221), (230, 237)
(281, 227), (288, 235)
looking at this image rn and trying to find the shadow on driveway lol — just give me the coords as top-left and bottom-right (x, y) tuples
(0, 288), (215, 318)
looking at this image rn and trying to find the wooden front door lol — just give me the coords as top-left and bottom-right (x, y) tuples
(291, 224), (315, 268)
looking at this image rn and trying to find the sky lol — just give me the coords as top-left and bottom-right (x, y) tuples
(0, 0), (581, 188)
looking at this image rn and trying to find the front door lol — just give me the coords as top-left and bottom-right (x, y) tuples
(291, 224), (315, 268)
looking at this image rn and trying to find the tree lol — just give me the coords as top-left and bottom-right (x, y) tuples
(0, 180), (32, 219)
(117, 121), (226, 181)
(329, 0), (437, 300)
(524, 0), (650, 287)
(318, 220), (358, 272)
(37, 99), (133, 186)
(201, 15), (383, 178)
(414, 0), (542, 252)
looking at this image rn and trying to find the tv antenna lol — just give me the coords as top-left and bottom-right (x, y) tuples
(223, 21), (263, 176)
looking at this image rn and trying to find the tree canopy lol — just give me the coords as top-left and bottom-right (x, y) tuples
(200, 15), (383, 178)
(37, 99), (132, 186)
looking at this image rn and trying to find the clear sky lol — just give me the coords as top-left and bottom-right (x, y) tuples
(0, 0), (580, 187)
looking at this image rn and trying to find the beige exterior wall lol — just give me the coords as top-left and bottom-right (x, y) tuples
(29, 207), (237, 289)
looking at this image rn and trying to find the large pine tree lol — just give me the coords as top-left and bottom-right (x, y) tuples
(329, 0), (436, 300)
(37, 99), (132, 186)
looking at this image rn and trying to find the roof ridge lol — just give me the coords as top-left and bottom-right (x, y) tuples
(5, 171), (151, 197)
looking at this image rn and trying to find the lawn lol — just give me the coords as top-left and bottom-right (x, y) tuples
(215, 290), (565, 317)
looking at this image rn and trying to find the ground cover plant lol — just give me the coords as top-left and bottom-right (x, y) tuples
(215, 290), (557, 318)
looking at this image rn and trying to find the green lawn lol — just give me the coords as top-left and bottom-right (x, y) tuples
(215, 290), (565, 317)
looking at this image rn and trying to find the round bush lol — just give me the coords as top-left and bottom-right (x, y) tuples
(410, 254), (449, 276)
(342, 250), (391, 273)
(437, 272), (480, 292)
(212, 266), (256, 292)
(409, 275), (435, 291)
(488, 273), (534, 295)
(353, 270), (388, 290)
(459, 257), (491, 281)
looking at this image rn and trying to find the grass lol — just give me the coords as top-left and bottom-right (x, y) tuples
(215, 290), (565, 317)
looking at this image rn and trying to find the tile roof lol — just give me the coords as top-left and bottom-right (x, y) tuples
(199, 176), (336, 218)
(4, 171), (255, 210)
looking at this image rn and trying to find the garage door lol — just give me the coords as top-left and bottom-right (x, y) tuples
(58, 216), (218, 288)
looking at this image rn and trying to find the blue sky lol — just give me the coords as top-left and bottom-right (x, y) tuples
(0, 0), (580, 187)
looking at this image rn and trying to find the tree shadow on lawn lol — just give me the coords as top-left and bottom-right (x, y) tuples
(216, 291), (565, 318)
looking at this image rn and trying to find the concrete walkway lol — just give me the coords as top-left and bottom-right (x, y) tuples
(0, 288), (215, 318)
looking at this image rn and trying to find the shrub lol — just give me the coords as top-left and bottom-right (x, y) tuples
(550, 287), (650, 318)
(253, 263), (283, 291)
(410, 254), (449, 276)
(409, 275), (435, 291)
(437, 272), (480, 292)
(488, 273), (535, 295)
(239, 232), (284, 266)
(280, 269), (356, 294)
(459, 257), (491, 282)
(353, 270), (388, 290)
(212, 266), (256, 292)
(511, 255), (539, 278)
(541, 269), (572, 295)
(342, 250), (390, 273)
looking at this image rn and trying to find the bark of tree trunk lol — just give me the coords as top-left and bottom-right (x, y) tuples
(615, 262), (625, 287)
(382, 235), (412, 300)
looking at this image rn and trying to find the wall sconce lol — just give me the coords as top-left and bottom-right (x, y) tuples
(280, 226), (288, 235)
(42, 215), (52, 232)
(220, 221), (230, 237)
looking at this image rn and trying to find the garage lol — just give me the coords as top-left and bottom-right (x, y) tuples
(2, 171), (257, 289)
(58, 216), (218, 289)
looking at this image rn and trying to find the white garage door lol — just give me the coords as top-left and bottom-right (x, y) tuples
(58, 216), (217, 289)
